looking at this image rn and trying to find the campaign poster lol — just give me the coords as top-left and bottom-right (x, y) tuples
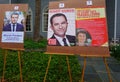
(76, 7), (108, 47)
(47, 8), (76, 46)
(1, 11), (25, 43)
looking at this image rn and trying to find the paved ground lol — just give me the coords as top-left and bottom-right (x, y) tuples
(78, 56), (120, 82)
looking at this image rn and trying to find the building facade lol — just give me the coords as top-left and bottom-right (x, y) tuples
(0, 0), (119, 42)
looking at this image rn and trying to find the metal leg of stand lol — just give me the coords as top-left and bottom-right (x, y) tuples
(18, 51), (23, 82)
(66, 56), (72, 82)
(103, 57), (112, 82)
(81, 57), (87, 82)
(43, 55), (52, 82)
(2, 50), (7, 82)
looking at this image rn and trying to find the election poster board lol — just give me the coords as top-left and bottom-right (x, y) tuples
(76, 8), (108, 47)
(0, 4), (28, 50)
(47, 8), (76, 46)
(46, 0), (110, 57)
(74, 0), (110, 57)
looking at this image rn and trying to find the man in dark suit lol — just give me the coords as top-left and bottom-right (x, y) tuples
(3, 12), (24, 32)
(48, 13), (75, 46)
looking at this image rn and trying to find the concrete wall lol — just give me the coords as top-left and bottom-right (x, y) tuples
(116, 0), (120, 39)
(40, 0), (49, 38)
(0, 0), (9, 4)
(106, 0), (115, 40)
(19, 0), (36, 38)
(19, 0), (49, 38)
(11, 0), (18, 3)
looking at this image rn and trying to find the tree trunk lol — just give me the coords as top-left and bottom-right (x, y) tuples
(33, 0), (43, 41)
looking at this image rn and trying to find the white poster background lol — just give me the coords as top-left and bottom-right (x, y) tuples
(2, 32), (24, 43)
(47, 8), (76, 39)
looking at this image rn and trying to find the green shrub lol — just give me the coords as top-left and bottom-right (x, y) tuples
(0, 39), (81, 81)
(110, 44), (120, 61)
(24, 39), (47, 49)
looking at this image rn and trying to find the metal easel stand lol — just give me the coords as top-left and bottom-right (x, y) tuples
(2, 50), (23, 82)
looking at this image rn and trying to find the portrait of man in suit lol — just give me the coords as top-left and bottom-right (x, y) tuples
(48, 13), (75, 46)
(3, 12), (24, 32)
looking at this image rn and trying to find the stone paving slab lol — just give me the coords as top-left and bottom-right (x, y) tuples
(78, 56), (120, 82)
(112, 73), (120, 82)
(108, 64), (120, 72)
(97, 73), (110, 82)
(84, 74), (102, 82)
(93, 64), (107, 73)
(84, 65), (97, 74)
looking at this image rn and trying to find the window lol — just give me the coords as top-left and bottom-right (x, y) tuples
(42, 7), (48, 32)
(26, 8), (32, 32)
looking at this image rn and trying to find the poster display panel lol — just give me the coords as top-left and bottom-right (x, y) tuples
(46, 0), (110, 56)
(0, 4), (28, 50)
(76, 7), (108, 47)
(47, 8), (76, 46)
(2, 11), (25, 43)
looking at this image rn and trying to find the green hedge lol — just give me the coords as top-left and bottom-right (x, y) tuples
(24, 39), (47, 49)
(0, 39), (81, 82)
(110, 44), (120, 61)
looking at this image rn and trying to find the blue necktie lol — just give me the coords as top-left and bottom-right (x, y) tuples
(63, 38), (68, 46)
(13, 24), (15, 31)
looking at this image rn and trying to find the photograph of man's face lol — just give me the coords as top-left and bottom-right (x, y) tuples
(3, 11), (25, 32)
(50, 14), (68, 38)
(47, 8), (76, 46)
(11, 13), (19, 24)
(3, 11), (25, 26)
(47, 9), (76, 40)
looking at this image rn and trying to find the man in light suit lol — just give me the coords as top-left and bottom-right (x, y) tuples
(3, 12), (24, 32)
(48, 13), (75, 46)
